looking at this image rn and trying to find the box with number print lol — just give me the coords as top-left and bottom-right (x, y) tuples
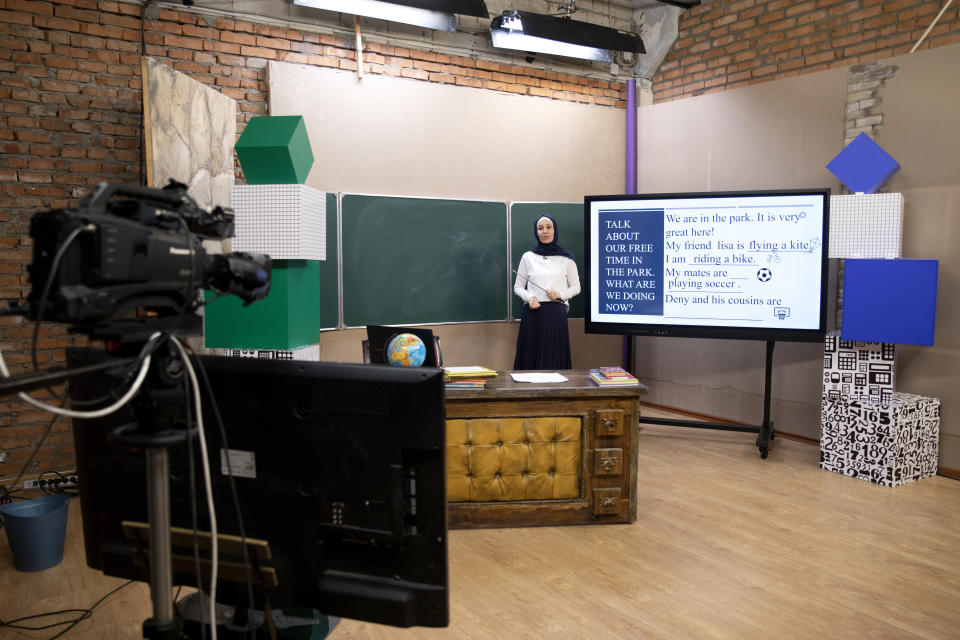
(820, 393), (940, 487)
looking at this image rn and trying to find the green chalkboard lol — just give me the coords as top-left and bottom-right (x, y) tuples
(341, 195), (509, 327)
(318, 192), (338, 329)
(510, 202), (585, 319)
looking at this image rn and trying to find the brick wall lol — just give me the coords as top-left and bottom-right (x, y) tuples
(654, 0), (960, 102)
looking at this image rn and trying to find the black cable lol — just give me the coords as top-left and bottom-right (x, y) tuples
(31, 226), (86, 374)
(189, 348), (257, 638)
(173, 584), (185, 621)
(0, 579), (133, 636)
(49, 580), (135, 639)
(198, 292), (224, 309)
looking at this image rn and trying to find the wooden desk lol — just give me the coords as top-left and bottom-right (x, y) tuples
(445, 371), (647, 528)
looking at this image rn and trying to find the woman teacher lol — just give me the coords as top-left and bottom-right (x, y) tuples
(513, 215), (581, 370)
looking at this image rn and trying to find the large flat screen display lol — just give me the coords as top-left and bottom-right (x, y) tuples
(68, 351), (449, 629)
(585, 189), (830, 341)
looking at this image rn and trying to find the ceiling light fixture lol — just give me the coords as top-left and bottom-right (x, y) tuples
(293, 0), (489, 32)
(654, 1), (701, 8)
(490, 10), (645, 63)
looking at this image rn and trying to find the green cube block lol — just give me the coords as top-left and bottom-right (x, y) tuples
(235, 115), (314, 184)
(204, 260), (322, 350)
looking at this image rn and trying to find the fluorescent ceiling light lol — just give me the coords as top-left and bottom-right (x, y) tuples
(492, 27), (610, 62)
(294, 0), (459, 31)
(383, 0), (488, 16)
(490, 10), (645, 62)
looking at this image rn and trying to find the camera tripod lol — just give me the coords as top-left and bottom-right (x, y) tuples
(1, 320), (199, 639)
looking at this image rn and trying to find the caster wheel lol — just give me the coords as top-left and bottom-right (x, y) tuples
(760, 448), (769, 459)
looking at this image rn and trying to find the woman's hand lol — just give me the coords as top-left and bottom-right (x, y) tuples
(528, 296), (541, 309)
(545, 289), (562, 301)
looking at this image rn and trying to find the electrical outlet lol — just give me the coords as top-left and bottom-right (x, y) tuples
(24, 474), (79, 490)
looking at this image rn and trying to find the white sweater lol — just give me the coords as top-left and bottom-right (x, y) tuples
(513, 252), (581, 306)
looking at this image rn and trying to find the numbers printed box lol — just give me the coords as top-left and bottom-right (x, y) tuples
(820, 393), (940, 487)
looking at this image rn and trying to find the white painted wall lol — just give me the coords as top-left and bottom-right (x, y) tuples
(267, 61), (628, 369)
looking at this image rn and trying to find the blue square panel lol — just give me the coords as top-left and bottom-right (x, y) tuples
(827, 132), (901, 194)
(841, 259), (938, 345)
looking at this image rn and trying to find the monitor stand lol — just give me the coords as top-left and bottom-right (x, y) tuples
(634, 340), (776, 459)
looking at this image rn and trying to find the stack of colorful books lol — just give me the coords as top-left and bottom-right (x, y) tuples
(444, 366), (498, 390)
(588, 366), (640, 386)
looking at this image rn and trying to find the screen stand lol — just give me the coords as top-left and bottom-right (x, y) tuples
(635, 340), (776, 459)
(122, 520), (278, 638)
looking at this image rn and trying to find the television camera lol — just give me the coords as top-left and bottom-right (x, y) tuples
(2, 180), (271, 639)
(26, 180), (270, 330)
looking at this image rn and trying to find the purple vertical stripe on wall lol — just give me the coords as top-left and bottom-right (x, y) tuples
(626, 78), (636, 193)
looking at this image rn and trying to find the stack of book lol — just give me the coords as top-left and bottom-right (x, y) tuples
(444, 366), (498, 390)
(589, 366), (640, 386)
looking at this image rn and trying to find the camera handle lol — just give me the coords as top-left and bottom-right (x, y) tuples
(85, 181), (186, 216)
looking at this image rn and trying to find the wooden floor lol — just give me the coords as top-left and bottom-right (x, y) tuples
(3, 417), (960, 639)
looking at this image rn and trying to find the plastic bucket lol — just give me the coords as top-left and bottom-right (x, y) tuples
(0, 493), (71, 572)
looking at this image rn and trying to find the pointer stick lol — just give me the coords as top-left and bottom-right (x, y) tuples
(512, 269), (551, 296)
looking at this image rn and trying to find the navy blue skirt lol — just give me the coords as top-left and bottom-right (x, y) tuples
(513, 301), (572, 370)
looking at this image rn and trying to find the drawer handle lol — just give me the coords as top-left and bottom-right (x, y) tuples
(600, 417), (618, 433)
(599, 496), (617, 512)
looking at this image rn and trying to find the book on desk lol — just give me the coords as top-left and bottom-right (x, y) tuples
(589, 367), (640, 386)
(444, 366), (497, 390)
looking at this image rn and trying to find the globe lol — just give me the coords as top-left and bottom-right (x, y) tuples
(386, 333), (427, 367)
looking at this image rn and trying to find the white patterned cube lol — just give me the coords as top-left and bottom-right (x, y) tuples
(822, 331), (895, 403)
(214, 344), (320, 361)
(828, 193), (903, 259)
(820, 392), (940, 487)
(231, 184), (326, 260)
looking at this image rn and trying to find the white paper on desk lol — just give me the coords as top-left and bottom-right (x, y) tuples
(510, 372), (568, 383)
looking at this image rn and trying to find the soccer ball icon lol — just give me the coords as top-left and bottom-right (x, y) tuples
(757, 267), (772, 282)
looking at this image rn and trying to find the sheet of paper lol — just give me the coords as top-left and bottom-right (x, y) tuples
(510, 372), (568, 383)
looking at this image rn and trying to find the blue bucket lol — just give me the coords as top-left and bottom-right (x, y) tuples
(0, 493), (71, 572)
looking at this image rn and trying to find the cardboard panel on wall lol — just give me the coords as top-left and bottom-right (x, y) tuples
(142, 57), (236, 212)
